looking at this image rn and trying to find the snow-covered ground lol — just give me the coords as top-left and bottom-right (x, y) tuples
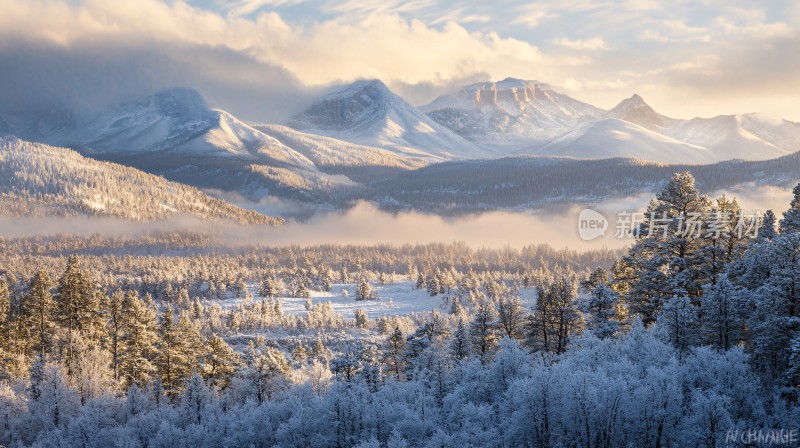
(218, 280), (538, 319)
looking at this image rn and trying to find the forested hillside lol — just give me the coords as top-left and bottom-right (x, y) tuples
(0, 137), (282, 224)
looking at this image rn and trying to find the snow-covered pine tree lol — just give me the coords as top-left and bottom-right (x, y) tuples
(354, 308), (369, 329)
(779, 182), (800, 234)
(470, 301), (498, 363)
(450, 318), (470, 361)
(579, 284), (627, 339)
(201, 334), (240, 389)
(355, 278), (375, 301)
(623, 172), (711, 323)
(383, 326), (407, 380)
(758, 210), (778, 241)
(119, 291), (157, 389)
(21, 271), (54, 362)
(699, 275), (746, 351)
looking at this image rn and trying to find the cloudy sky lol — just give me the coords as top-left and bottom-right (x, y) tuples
(0, 0), (798, 121)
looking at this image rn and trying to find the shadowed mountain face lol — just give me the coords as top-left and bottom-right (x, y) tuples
(288, 79), (491, 160)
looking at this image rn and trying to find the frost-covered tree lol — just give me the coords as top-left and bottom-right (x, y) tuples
(779, 182), (800, 234)
(496, 296), (527, 340)
(579, 284), (627, 339)
(355, 278), (375, 301)
(623, 172), (711, 323)
(201, 334), (240, 389)
(657, 291), (699, 354)
(119, 291), (157, 388)
(758, 209), (778, 241)
(699, 275), (746, 350)
(527, 277), (580, 354)
(354, 308), (369, 329)
(55, 256), (102, 342)
(383, 326), (406, 380)
(470, 302), (498, 362)
(450, 318), (470, 361)
(21, 271), (54, 361)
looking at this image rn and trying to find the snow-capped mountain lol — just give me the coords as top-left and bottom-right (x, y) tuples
(422, 78), (604, 151)
(287, 79), (491, 160)
(533, 118), (715, 164)
(0, 136), (281, 224)
(422, 79), (800, 163)
(606, 94), (675, 132)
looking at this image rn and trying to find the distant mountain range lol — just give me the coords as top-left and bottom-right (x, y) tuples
(421, 78), (800, 162)
(1, 78), (799, 218)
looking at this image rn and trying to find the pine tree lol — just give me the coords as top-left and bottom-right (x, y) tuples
(0, 277), (9, 353)
(384, 326), (407, 380)
(354, 308), (369, 329)
(252, 346), (290, 402)
(355, 278), (375, 301)
(579, 284), (627, 339)
(21, 271), (54, 361)
(758, 210), (778, 241)
(107, 290), (124, 381)
(470, 301), (498, 363)
(156, 307), (200, 397)
(450, 318), (470, 361)
(780, 182), (800, 234)
(55, 256), (102, 342)
(527, 277), (580, 354)
(119, 291), (157, 388)
(699, 275), (746, 351)
(622, 172), (711, 323)
(201, 334), (240, 389)
(657, 291), (698, 354)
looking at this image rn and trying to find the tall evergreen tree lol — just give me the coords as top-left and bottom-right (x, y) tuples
(578, 284), (627, 339)
(119, 291), (157, 388)
(699, 275), (746, 351)
(780, 182), (800, 234)
(107, 290), (124, 381)
(758, 210), (778, 241)
(383, 326), (407, 380)
(470, 301), (498, 363)
(21, 271), (54, 361)
(450, 318), (470, 361)
(622, 172), (711, 323)
(201, 334), (240, 389)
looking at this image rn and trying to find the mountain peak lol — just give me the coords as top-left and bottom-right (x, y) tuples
(145, 87), (211, 118)
(608, 94), (666, 130)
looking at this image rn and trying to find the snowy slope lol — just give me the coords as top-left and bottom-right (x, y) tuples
(423, 78), (604, 151)
(253, 124), (427, 171)
(0, 136), (281, 224)
(533, 118), (716, 164)
(664, 113), (800, 161)
(287, 79), (491, 160)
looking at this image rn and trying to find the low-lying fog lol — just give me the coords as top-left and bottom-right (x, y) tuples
(0, 185), (792, 251)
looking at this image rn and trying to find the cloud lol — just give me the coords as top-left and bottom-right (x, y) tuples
(0, 0), (797, 122)
(0, 35), (316, 122)
(551, 37), (609, 51)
